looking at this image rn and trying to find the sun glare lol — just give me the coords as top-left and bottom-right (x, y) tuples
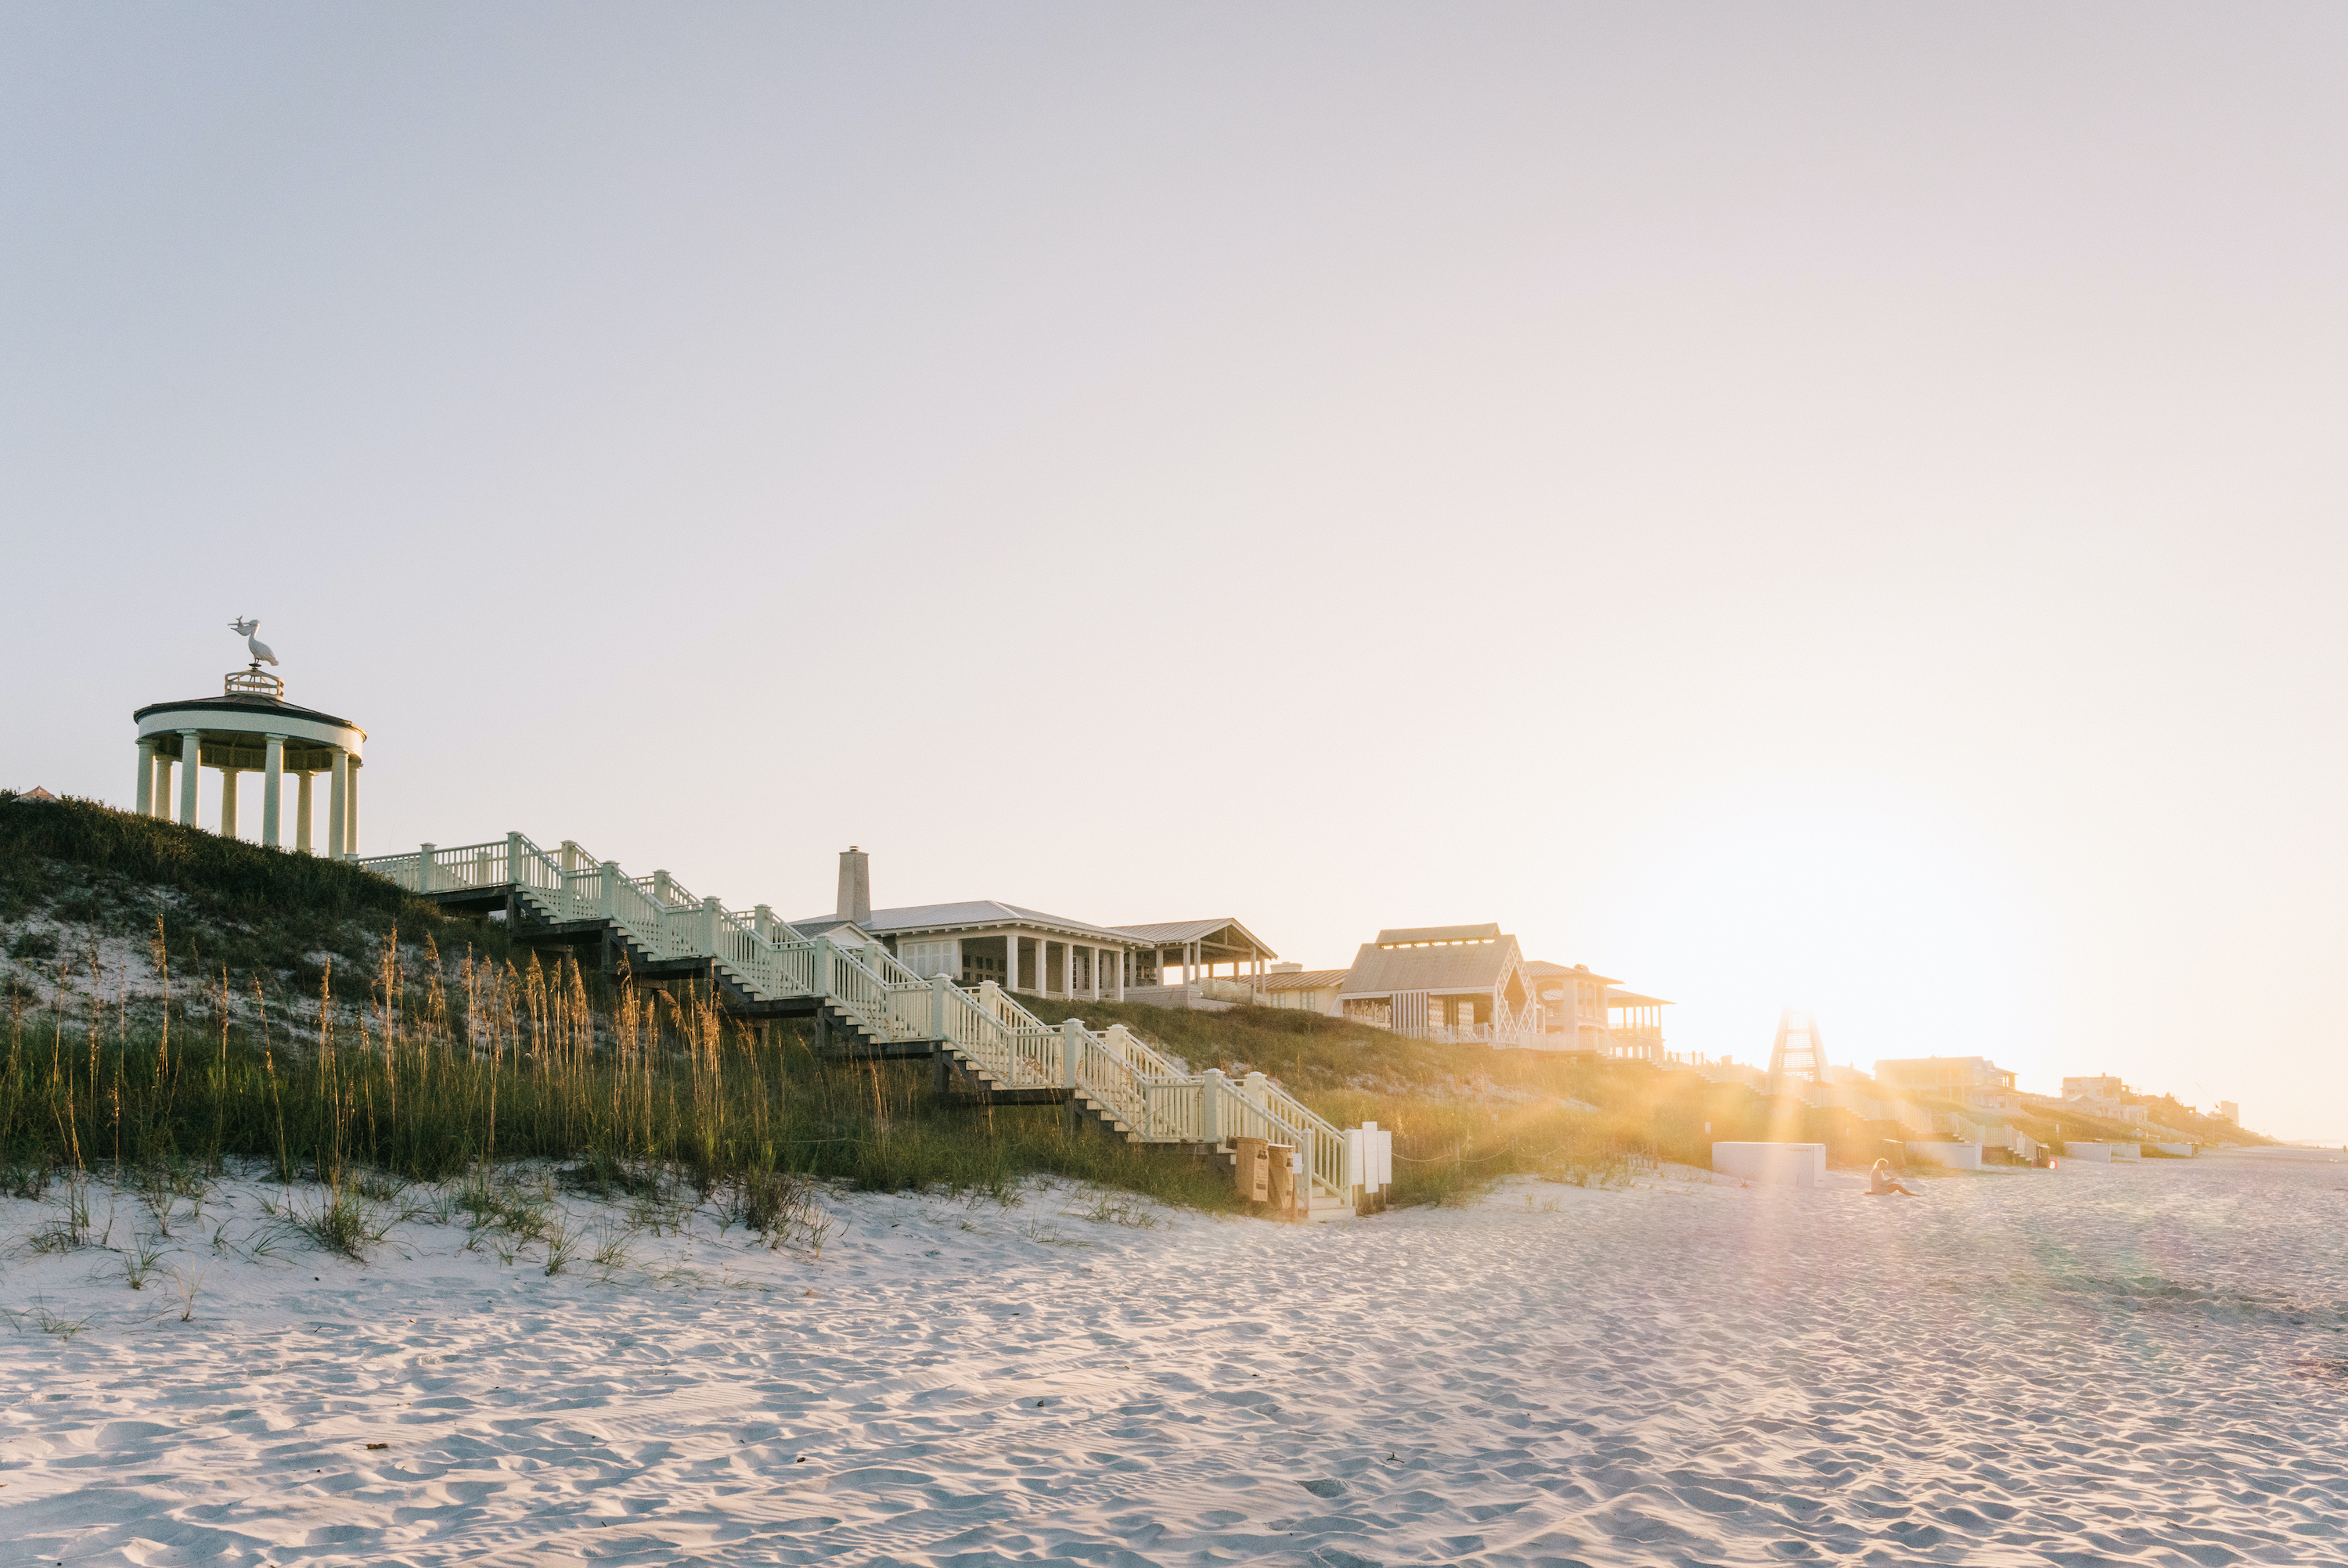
(1614, 786), (2048, 1080)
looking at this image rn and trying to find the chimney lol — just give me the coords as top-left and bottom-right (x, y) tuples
(836, 845), (872, 926)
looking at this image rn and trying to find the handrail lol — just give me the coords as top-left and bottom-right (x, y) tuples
(1244, 1075), (1346, 1198)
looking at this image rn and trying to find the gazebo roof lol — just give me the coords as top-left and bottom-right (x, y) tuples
(133, 694), (366, 735)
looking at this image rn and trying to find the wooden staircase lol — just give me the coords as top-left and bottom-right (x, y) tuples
(362, 832), (1376, 1217)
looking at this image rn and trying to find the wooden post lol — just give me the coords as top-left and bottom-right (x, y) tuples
(1061, 1018), (1083, 1134)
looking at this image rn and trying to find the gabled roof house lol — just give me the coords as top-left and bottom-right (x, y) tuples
(1337, 924), (1538, 1044)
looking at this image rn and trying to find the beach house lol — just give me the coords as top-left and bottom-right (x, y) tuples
(1877, 1056), (2021, 1110)
(1337, 924), (1539, 1044)
(791, 848), (1144, 1002)
(1251, 962), (1350, 1016)
(1522, 961), (1617, 1051)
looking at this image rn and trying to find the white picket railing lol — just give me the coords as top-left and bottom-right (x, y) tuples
(355, 831), (1364, 1201)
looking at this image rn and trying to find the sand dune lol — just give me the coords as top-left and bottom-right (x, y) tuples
(4, 1153), (2343, 1565)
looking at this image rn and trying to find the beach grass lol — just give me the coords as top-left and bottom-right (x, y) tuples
(0, 930), (1244, 1222)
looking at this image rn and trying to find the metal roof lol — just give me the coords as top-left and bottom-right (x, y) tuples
(1111, 918), (1277, 959)
(1255, 967), (1350, 992)
(787, 901), (1140, 945)
(1374, 923), (1503, 948)
(1523, 959), (1625, 985)
(1604, 989), (1673, 1008)
(1340, 936), (1521, 995)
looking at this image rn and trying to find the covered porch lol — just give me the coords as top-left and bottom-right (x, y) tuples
(1112, 918), (1279, 1007)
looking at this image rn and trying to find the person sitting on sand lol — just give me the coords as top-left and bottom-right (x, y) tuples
(1867, 1159), (1920, 1196)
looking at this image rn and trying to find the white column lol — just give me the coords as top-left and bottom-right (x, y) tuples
(1089, 945), (1101, 1001)
(261, 735), (285, 847)
(327, 750), (348, 859)
(295, 770), (315, 853)
(346, 761), (361, 857)
(177, 730), (202, 829)
(154, 752), (175, 822)
(1114, 948), (1125, 1002)
(135, 738), (157, 816)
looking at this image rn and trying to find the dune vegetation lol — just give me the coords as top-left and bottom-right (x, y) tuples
(2, 793), (2249, 1220)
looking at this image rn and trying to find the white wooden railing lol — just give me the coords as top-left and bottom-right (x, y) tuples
(357, 831), (1362, 1199)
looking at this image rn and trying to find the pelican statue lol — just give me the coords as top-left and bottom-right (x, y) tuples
(229, 617), (279, 667)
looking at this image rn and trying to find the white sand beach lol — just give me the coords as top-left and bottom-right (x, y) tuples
(4, 1153), (2344, 1566)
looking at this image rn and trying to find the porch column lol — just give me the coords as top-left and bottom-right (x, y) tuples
(155, 751), (175, 823)
(327, 750), (348, 859)
(346, 761), (361, 856)
(261, 735), (286, 847)
(1114, 948), (1125, 1002)
(295, 771), (315, 853)
(1089, 945), (1101, 1002)
(135, 738), (157, 816)
(177, 730), (202, 829)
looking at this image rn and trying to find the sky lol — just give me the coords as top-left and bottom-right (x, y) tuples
(5, 5), (2344, 1141)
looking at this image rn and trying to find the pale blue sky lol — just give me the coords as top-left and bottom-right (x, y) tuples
(6, 5), (2345, 1138)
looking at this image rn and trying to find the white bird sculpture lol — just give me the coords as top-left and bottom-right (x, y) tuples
(229, 617), (279, 666)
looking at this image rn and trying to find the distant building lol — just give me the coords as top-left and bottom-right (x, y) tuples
(1522, 961), (1619, 1052)
(792, 851), (1284, 1008)
(1338, 924), (1537, 1045)
(2217, 1100), (2239, 1123)
(1605, 988), (1673, 1063)
(793, 847), (1145, 1001)
(2054, 1073), (2150, 1126)
(1251, 962), (1349, 1016)
(2063, 1075), (2127, 1100)
(1877, 1056), (2020, 1109)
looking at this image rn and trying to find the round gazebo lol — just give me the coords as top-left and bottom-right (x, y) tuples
(131, 666), (367, 856)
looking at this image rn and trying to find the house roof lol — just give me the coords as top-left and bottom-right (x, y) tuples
(1340, 935), (1520, 995)
(1255, 967), (1350, 993)
(1604, 989), (1673, 1008)
(1111, 918), (1277, 959)
(1523, 959), (1625, 985)
(787, 901), (1139, 945)
(1374, 923), (1502, 948)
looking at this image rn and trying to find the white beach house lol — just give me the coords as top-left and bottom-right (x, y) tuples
(1337, 924), (1540, 1044)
